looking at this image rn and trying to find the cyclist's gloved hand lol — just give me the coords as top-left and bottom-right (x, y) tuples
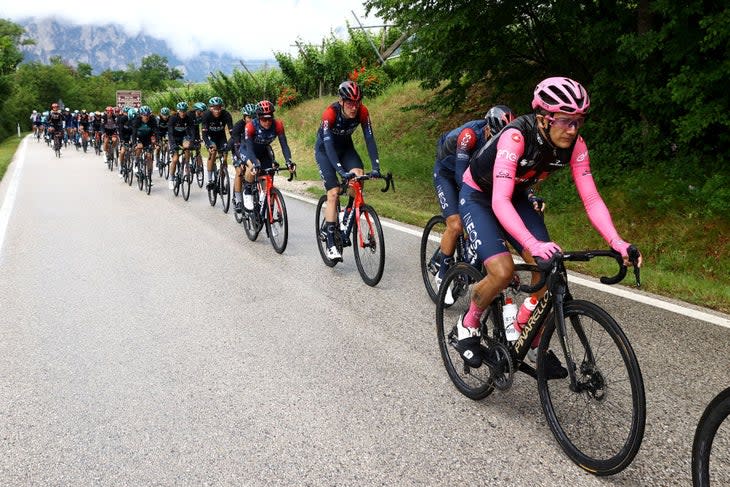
(528, 240), (562, 261)
(527, 189), (546, 213)
(611, 239), (642, 267)
(370, 169), (381, 179)
(272, 161), (280, 169)
(286, 161), (296, 171)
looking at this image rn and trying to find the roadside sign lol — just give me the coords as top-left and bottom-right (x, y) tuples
(116, 90), (142, 109)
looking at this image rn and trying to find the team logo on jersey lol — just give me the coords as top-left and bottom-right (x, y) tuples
(511, 133), (522, 143)
(576, 151), (588, 162)
(496, 149), (518, 162)
(459, 132), (473, 150)
(495, 170), (512, 179)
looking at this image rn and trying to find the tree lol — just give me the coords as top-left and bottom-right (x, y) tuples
(136, 54), (183, 92)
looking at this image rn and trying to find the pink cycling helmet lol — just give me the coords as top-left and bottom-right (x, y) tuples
(532, 77), (590, 114)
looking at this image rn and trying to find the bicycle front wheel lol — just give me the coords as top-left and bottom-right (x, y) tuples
(182, 161), (192, 201)
(420, 215), (447, 303)
(352, 204), (385, 286)
(537, 299), (646, 476)
(196, 154), (204, 187)
(692, 387), (730, 487)
(315, 196), (339, 267)
(266, 187), (288, 254)
(145, 166), (152, 195)
(208, 169), (218, 206)
(220, 167), (230, 213)
(436, 263), (495, 400)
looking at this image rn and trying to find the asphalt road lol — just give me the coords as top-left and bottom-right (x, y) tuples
(1, 138), (728, 486)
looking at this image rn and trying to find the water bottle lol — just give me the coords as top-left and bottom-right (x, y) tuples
(515, 295), (539, 335)
(503, 297), (519, 342)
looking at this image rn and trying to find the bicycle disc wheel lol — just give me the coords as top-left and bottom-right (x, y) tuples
(220, 168), (230, 213)
(266, 187), (288, 254)
(315, 196), (339, 267)
(436, 263), (495, 400)
(196, 155), (204, 187)
(537, 300), (646, 476)
(693, 387), (730, 487)
(352, 204), (385, 286)
(420, 215), (447, 303)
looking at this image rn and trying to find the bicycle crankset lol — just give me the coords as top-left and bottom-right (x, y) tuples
(483, 338), (514, 391)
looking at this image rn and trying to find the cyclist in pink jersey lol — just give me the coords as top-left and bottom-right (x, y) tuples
(454, 77), (643, 376)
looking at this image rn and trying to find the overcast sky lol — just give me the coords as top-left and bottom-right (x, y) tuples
(1, 0), (381, 59)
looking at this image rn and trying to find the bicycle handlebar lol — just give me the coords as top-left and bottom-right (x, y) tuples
(518, 247), (641, 293)
(338, 171), (395, 193)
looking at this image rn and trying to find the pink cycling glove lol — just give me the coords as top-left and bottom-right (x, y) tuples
(526, 239), (562, 261)
(610, 238), (631, 258)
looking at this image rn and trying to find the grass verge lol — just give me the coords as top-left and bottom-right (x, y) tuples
(0, 134), (25, 181)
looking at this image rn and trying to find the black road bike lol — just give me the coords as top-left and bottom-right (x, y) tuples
(436, 248), (645, 476)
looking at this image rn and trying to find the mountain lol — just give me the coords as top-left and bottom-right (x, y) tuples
(17, 18), (275, 82)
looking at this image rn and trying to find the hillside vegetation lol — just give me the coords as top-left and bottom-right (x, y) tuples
(276, 81), (730, 313)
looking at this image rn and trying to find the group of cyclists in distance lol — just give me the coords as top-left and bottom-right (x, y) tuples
(31, 76), (642, 380)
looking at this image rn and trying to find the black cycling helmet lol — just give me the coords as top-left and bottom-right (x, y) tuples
(338, 80), (362, 102)
(484, 105), (517, 134)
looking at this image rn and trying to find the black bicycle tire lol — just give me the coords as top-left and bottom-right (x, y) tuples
(315, 195), (338, 267)
(126, 157), (134, 186)
(196, 154), (204, 187)
(436, 263), (495, 400)
(692, 386), (730, 487)
(220, 167), (231, 213)
(352, 204), (385, 287)
(145, 165), (152, 195)
(137, 157), (144, 191)
(208, 168), (218, 206)
(537, 299), (646, 476)
(182, 165), (191, 201)
(420, 215), (447, 303)
(267, 187), (288, 254)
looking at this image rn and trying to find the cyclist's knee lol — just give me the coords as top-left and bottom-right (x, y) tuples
(485, 255), (515, 288)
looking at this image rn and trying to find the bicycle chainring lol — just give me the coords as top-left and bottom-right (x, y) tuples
(484, 337), (514, 391)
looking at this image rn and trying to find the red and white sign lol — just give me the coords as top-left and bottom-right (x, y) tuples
(116, 90), (142, 109)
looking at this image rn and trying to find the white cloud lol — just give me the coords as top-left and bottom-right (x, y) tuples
(1, 0), (381, 60)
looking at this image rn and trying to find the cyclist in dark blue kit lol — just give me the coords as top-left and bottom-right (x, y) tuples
(314, 80), (382, 262)
(240, 100), (293, 211)
(433, 105), (517, 303)
(231, 103), (257, 212)
(201, 96), (233, 190)
(167, 102), (195, 190)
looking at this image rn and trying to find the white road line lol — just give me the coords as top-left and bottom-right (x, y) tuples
(0, 137), (28, 264)
(281, 188), (730, 329)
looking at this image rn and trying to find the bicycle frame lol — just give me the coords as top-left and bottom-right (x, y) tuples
(339, 173), (393, 250)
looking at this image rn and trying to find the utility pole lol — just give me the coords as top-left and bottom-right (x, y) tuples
(351, 11), (385, 65)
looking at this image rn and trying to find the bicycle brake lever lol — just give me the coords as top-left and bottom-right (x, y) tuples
(628, 246), (641, 288)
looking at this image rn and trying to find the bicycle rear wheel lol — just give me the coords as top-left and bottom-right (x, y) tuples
(315, 196), (340, 267)
(220, 167), (230, 213)
(266, 187), (288, 254)
(352, 204), (385, 286)
(137, 158), (144, 191)
(420, 215), (447, 303)
(692, 387), (730, 487)
(436, 263), (495, 400)
(537, 300), (646, 476)
(126, 158), (134, 186)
